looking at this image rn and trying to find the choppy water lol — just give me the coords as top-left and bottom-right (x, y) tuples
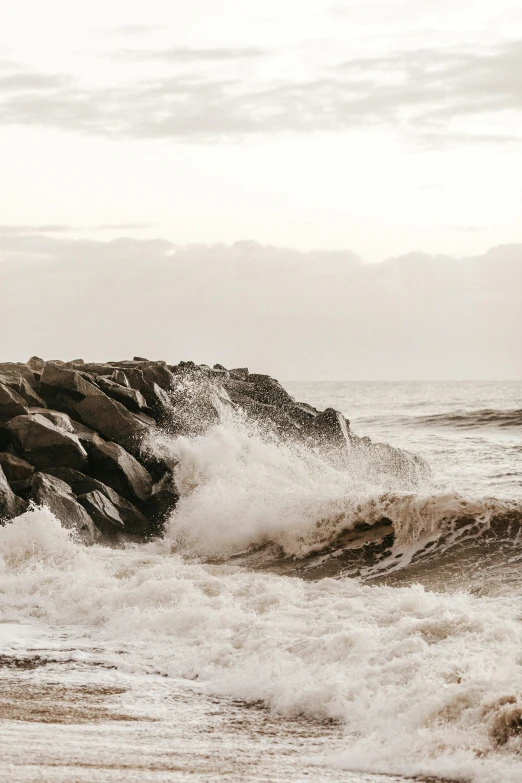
(1, 380), (521, 782)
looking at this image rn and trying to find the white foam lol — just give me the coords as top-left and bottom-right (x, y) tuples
(2, 509), (522, 781)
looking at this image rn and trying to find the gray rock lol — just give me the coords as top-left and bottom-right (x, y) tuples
(39, 363), (103, 401)
(48, 467), (150, 536)
(309, 408), (351, 450)
(110, 370), (130, 387)
(229, 367), (249, 381)
(0, 383), (28, 421)
(0, 452), (34, 483)
(32, 472), (99, 544)
(77, 491), (125, 534)
(83, 435), (152, 503)
(7, 414), (88, 471)
(69, 394), (150, 453)
(247, 374), (295, 407)
(97, 377), (148, 413)
(0, 465), (27, 520)
(26, 356), (46, 377)
(0, 362), (37, 389)
(141, 475), (179, 533)
(27, 407), (75, 432)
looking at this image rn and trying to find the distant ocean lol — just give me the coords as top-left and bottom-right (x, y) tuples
(1, 380), (522, 782)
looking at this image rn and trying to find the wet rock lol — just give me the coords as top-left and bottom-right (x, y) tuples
(0, 452), (34, 483)
(0, 465), (27, 520)
(32, 472), (99, 544)
(96, 377), (147, 413)
(83, 435), (152, 503)
(229, 367), (249, 381)
(310, 408), (351, 450)
(141, 475), (179, 533)
(0, 383), (28, 421)
(77, 491), (125, 535)
(247, 374), (295, 407)
(7, 414), (88, 471)
(39, 363), (103, 401)
(288, 401), (319, 428)
(48, 467), (150, 536)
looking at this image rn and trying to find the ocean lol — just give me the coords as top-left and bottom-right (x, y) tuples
(1, 380), (521, 782)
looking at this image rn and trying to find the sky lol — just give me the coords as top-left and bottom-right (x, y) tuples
(0, 0), (521, 378)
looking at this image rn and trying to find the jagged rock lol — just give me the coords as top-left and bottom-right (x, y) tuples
(83, 435), (152, 503)
(310, 408), (351, 450)
(247, 374), (295, 407)
(109, 370), (130, 387)
(77, 491), (125, 535)
(0, 465), (27, 520)
(67, 394), (150, 453)
(39, 363), (102, 401)
(7, 414), (88, 471)
(48, 467), (150, 535)
(141, 475), (179, 532)
(288, 401), (319, 427)
(124, 367), (173, 410)
(0, 383), (28, 421)
(27, 407), (75, 432)
(26, 356), (45, 377)
(0, 362), (37, 389)
(229, 367), (249, 380)
(32, 472), (99, 544)
(0, 452), (34, 483)
(97, 377), (147, 413)
(0, 365), (45, 408)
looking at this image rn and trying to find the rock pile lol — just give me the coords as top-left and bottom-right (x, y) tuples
(0, 357), (431, 543)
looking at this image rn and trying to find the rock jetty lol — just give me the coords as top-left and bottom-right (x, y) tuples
(0, 357), (430, 543)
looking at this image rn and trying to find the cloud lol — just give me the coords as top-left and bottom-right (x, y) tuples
(0, 39), (520, 143)
(115, 46), (267, 63)
(0, 232), (520, 379)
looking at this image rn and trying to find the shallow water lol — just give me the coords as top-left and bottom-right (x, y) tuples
(1, 381), (522, 782)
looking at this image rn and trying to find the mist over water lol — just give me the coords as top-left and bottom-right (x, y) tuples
(1, 380), (522, 782)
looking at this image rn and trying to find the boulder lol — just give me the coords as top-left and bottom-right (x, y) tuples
(0, 362), (37, 389)
(27, 407), (74, 432)
(229, 367), (249, 381)
(141, 475), (179, 533)
(68, 394), (150, 453)
(109, 370), (130, 387)
(247, 374), (295, 407)
(0, 383), (28, 421)
(0, 465), (27, 520)
(32, 473), (99, 544)
(77, 491), (125, 535)
(0, 452), (34, 483)
(96, 377), (148, 413)
(288, 401), (319, 427)
(48, 467), (150, 535)
(309, 408), (351, 450)
(26, 357), (45, 376)
(39, 363), (103, 401)
(7, 414), (88, 471)
(124, 367), (173, 412)
(83, 436), (152, 503)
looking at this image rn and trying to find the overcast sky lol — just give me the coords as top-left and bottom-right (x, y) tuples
(1, 0), (521, 378)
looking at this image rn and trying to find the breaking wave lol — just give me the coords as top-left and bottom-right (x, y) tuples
(147, 408), (522, 586)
